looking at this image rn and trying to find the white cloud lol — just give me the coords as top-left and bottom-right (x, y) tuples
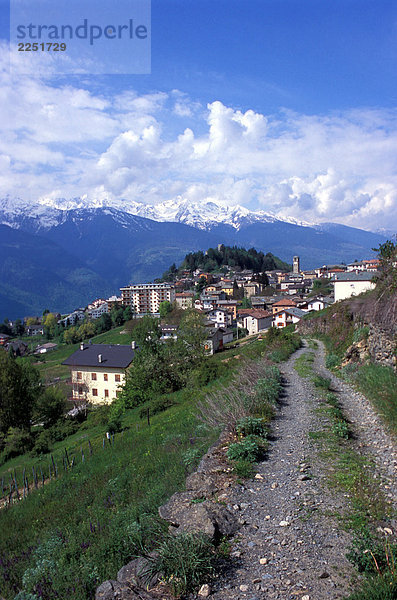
(0, 55), (396, 231)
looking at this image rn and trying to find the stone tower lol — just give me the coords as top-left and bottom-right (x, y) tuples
(293, 256), (300, 274)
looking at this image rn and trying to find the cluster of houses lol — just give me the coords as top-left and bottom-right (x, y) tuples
(1, 253), (379, 406)
(59, 254), (380, 406)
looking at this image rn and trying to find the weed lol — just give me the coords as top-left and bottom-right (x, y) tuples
(313, 375), (332, 390)
(294, 352), (315, 377)
(332, 420), (350, 439)
(144, 532), (215, 596)
(236, 416), (267, 439)
(232, 459), (255, 479)
(325, 354), (340, 370)
(227, 435), (264, 463)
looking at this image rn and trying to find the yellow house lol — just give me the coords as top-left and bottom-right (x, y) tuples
(63, 343), (136, 405)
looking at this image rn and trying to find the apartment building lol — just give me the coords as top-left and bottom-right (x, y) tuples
(120, 283), (176, 314)
(63, 343), (136, 405)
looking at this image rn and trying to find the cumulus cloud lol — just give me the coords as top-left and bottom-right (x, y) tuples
(0, 55), (396, 230)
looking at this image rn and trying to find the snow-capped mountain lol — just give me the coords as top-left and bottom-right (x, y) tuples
(0, 196), (312, 232)
(0, 195), (387, 319)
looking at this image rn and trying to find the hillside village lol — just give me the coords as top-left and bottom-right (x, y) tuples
(0, 246), (380, 408)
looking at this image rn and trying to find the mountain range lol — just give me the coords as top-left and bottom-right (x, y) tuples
(0, 197), (387, 319)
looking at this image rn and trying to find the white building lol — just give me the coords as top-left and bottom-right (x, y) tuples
(120, 283), (175, 314)
(332, 272), (376, 301)
(88, 302), (109, 319)
(63, 343), (136, 405)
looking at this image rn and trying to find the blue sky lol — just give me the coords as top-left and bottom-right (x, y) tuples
(1, 0), (396, 230)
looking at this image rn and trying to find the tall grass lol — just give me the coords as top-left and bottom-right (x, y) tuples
(0, 329), (301, 600)
(341, 363), (397, 435)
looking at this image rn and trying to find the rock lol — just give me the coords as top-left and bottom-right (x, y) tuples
(240, 584), (249, 592)
(95, 580), (151, 600)
(302, 596), (310, 600)
(319, 571), (330, 579)
(299, 475), (311, 481)
(198, 583), (211, 597)
(279, 521), (290, 527)
(159, 497), (238, 540)
(185, 472), (218, 497)
(255, 474), (263, 479)
(259, 557), (268, 565)
(117, 555), (159, 589)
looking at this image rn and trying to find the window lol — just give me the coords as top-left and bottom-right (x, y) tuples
(115, 374), (121, 382)
(77, 372), (82, 380)
(92, 389), (98, 396)
(104, 374), (108, 381)
(78, 386), (83, 395)
(91, 373), (97, 380)
(104, 389), (109, 398)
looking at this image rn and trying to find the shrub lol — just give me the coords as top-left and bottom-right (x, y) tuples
(31, 429), (52, 455)
(198, 360), (282, 432)
(326, 354), (340, 369)
(144, 533), (215, 596)
(353, 326), (370, 343)
(227, 435), (263, 463)
(346, 574), (397, 600)
(313, 375), (332, 390)
(82, 405), (111, 428)
(192, 361), (223, 387)
(236, 416), (267, 438)
(183, 448), (202, 471)
(346, 529), (396, 575)
(139, 395), (176, 419)
(332, 420), (350, 439)
(48, 420), (77, 443)
(232, 459), (255, 479)
(0, 427), (33, 463)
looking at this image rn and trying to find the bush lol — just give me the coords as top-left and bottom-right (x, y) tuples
(31, 429), (52, 455)
(227, 435), (263, 463)
(82, 405), (111, 428)
(332, 420), (350, 439)
(139, 395), (176, 420)
(346, 529), (396, 575)
(144, 532), (215, 596)
(346, 573), (397, 600)
(236, 416), (267, 438)
(255, 372), (282, 405)
(0, 427), (33, 463)
(192, 361), (223, 387)
(313, 375), (332, 390)
(326, 354), (340, 369)
(48, 419), (77, 443)
(198, 360), (282, 432)
(232, 459), (255, 479)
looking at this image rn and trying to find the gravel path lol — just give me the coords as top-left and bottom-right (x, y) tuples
(208, 340), (397, 600)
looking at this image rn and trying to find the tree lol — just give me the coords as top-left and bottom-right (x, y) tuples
(13, 319), (25, 336)
(118, 312), (205, 408)
(77, 322), (96, 341)
(111, 306), (125, 327)
(123, 306), (133, 322)
(175, 309), (206, 367)
(63, 327), (79, 344)
(34, 386), (66, 429)
(241, 297), (252, 308)
(95, 312), (112, 334)
(159, 300), (172, 319)
(43, 313), (57, 338)
(0, 350), (41, 434)
(195, 276), (207, 295)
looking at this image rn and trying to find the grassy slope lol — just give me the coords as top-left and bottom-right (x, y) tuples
(1, 331), (300, 600)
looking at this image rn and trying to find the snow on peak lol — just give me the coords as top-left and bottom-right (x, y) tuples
(0, 195), (314, 231)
